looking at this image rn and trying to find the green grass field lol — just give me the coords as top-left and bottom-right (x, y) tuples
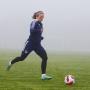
(0, 51), (90, 90)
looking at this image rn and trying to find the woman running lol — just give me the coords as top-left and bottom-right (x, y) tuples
(7, 11), (52, 80)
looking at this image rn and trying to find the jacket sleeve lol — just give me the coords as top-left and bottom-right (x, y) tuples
(30, 21), (41, 32)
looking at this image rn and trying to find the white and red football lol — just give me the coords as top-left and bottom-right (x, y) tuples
(64, 75), (75, 85)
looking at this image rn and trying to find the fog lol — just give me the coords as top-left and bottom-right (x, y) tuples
(0, 0), (90, 53)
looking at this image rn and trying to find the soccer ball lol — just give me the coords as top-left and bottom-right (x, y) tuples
(64, 75), (75, 85)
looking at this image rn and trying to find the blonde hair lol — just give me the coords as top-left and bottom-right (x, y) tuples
(32, 11), (44, 19)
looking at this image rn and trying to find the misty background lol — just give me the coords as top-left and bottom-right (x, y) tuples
(0, 0), (90, 53)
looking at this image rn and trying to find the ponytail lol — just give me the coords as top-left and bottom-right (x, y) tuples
(32, 11), (44, 19)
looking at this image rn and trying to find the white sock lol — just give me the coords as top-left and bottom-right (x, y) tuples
(9, 61), (12, 65)
(42, 74), (46, 78)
